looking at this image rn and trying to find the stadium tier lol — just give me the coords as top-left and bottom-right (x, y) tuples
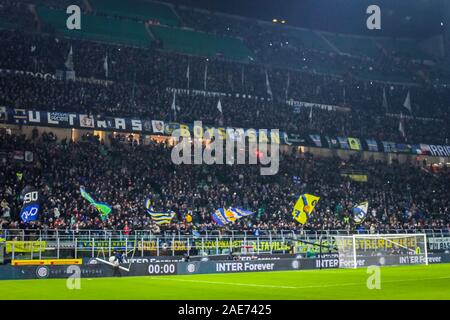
(0, 131), (449, 232)
(0, 0), (449, 234)
(37, 6), (153, 48)
(89, 0), (180, 27)
(150, 25), (254, 62)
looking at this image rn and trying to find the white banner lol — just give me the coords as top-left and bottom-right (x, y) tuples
(428, 237), (450, 251)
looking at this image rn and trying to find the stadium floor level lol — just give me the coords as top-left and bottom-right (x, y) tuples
(1, 264), (450, 299)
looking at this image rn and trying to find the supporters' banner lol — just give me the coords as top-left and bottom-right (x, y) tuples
(5, 241), (46, 254)
(3, 107), (450, 156)
(396, 143), (412, 153)
(366, 139), (379, 152)
(353, 201), (369, 224)
(348, 137), (362, 151)
(337, 137), (350, 149)
(19, 186), (40, 223)
(292, 176), (301, 184)
(341, 173), (368, 182)
(309, 134), (322, 147)
(24, 151), (34, 163)
(382, 141), (397, 153)
(212, 207), (254, 226)
(325, 136), (340, 149)
(428, 237), (450, 251)
(427, 145), (450, 157)
(49, 112), (69, 123)
(80, 187), (112, 221)
(151, 120), (165, 134)
(283, 133), (307, 145)
(409, 144), (450, 156)
(13, 151), (24, 161)
(0, 106), (6, 121)
(412, 144), (430, 155)
(292, 194), (320, 225)
(12, 108), (28, 124)
(285, 100), (351, 112)
(79, 115), (95, 128)
(167, 87), (267, 102)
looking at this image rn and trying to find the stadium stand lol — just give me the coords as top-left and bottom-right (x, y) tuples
(0, 131), (449, 233)
(0, 0), (449, 234)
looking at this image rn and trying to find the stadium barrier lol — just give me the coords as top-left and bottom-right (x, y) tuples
(1, 228), (449, 242)
(1, 253), (450, 281)
(11, 259), (82, 266)
(2, 233), (450, 264)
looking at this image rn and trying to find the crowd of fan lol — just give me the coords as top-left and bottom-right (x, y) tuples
(0, 1), (449, 145)
(0, 131), (449, 234)
(1, 28), (449, 144)
(0, 0), (37, 31)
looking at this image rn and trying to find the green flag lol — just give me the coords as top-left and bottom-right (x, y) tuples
(80, 187), (112, 221)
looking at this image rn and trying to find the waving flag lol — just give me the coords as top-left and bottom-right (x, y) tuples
(353, 201), (369, 224)
(292, 194), (320, 224)
(265, 70), (273, 98)
(212, 207), (254, 226)
(403, 90), (412, 113)
(144, 196), (176, 225)
(19, 186), (40, 223)
(144, 196), (154, 211)
(80, 187), (112, 221)
(65, 45), (74, 71)
(147, 210), (176, 225)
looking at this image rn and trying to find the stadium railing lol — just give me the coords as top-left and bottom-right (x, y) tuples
(1, 228), (449, 242)
(1, 228), (449, 261)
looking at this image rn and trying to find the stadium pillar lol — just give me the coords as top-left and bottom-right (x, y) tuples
(156, 238), (160, 256)
(269, 233), (273, 254)
(187, 238), (190, 256)
(172, 235), (175, 256)
(319, 235), (322, 270)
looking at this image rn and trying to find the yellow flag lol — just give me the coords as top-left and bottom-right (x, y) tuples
(292, 194), (320, 224)
(348, 137), (361, 150)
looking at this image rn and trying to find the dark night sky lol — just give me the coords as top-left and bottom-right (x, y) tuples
(166, 0), (445, 38)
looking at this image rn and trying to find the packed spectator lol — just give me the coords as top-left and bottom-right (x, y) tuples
(0, 131), (449, 234)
